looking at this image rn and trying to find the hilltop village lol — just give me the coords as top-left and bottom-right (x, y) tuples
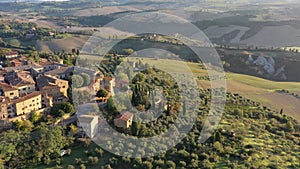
(0, 50), (126, 131)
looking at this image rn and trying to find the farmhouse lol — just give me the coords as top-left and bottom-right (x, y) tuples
(114, 111), (133, 129)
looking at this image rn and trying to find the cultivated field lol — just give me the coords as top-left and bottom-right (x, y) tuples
(74, 6), (142, 16)
(36, 35), (89, 52)
(240, 25), (300, 47)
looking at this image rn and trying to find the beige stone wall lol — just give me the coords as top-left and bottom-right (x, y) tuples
(7, 108), (48, 123)
(56, 79), (68, 97)
(114, 118), (132, 129)
(14, 94), (42, 116)
(41, 84), (68, 104)
(4, 90), (18, 100)
(41, 94), (53, 108)
(0, 103), (8, 119)
(42, 86), (62, 99)
(18, 85), (36, 96)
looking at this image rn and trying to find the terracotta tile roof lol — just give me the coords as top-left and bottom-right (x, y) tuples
(19, 55), (27, 59)
(103, 76), (114, 81)
(4, 71), (35, 87)
(116, 111), (133, 121)
(12, 91), (41, 104)
(45, 67), (73, 77)
(0, 69), (7, 74)
(5, 65), (31, 72)
(0, 96), (10, 103)
(36, 75), (65, 89)
(0, 82), (18, 92)
(38, 61), (66, 68)
(11, 59), (22, 64)
(5, 51), (18, 56)
(4, 62), (41, 72)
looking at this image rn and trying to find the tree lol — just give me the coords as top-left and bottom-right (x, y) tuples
(179, 161), (187, 167)
(70, 124), (78, 135)
(142, 161), (153, 169)
(131, 83), (151, 111)
(123, 48), (134, 55)
(79, 164), (86, 169)
(96, 88), (109, 98)
(286, 121), (295, 132)
(76, 49), (80, 56)
(167, 160), (176, 169)
(12, 120), (33, 132)
(95, 148), (104, 158)
(8, 39), (21, 47)
(3, 24), (10, 30)
(213, 131), (221, 142)
(62, 102), (75, 114)
(21, 120), (34, 132)
(80, 73), (91, 86)
(34, 125), (71, 162)
(0, 130), (24, 165)
(30, 112), (41, 124)
(72, 74), (84, 88)
(213, 141), (224, 153)
(233, 109), (243, 117)
(0, 124), (72, 168)
(200, 159), (212, 169)
(67, 165), (75, 169)
(131, 116), (141, 136)
(88, 156), (98, 165)
(71, 48), (76, 54)
(50, 102), (74, 117)
(280, 108), (284, 115)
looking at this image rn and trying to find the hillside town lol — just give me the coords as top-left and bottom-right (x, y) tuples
(0, 50), (123, 132)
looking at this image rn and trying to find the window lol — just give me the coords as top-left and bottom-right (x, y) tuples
(10, 92), (14, 95)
